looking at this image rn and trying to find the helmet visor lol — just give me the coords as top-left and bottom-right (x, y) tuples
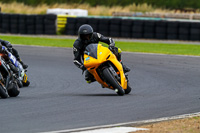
(80, 33), (92, 41)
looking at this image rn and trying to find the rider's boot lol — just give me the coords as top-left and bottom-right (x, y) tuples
(121, 61), (130, 73)
(115, 48), (130, 73)
(19, 59), (28, 69)
(85, 70), (96, 84)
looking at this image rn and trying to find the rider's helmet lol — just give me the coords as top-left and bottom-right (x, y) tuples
(78, 24), (93, 44)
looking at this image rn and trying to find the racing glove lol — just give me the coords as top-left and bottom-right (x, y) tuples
(109, 43), (115, 50)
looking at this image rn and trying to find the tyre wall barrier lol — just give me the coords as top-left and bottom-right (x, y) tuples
(0, 13), (57, 35)
(0, 13), (200, 41)
(65, 17), (200, 41)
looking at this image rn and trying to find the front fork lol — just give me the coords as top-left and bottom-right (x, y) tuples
(108, 65), (120, 82)
(0, 74), (7, 93)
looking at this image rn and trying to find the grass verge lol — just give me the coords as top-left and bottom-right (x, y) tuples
(133, 116), (200, 133)
(0, 2), (163, 16)
(1, 35), (200, 56)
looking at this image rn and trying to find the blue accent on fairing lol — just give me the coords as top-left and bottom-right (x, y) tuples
(2, 46), (5, 50)
(8, 53), (18, 67)
(85, 57), (90, 61)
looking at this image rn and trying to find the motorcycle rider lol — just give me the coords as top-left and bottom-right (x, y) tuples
(0, 39), (28, 69)
(73, 24), (130, 83)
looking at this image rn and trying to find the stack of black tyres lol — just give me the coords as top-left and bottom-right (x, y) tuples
(35, 15), (45, 34)
(121, 19), (133, 38)
(167, 21), (179, 40)
(155, 20), (167, 39)
(132, 20), (144, 38)
(65, 17), (77, 35)
(10, 14), (19, 34)
(98, 18), (110, 36)
(178, 22), (190, 40)
(143, 20), (156, 39)
(1, 13), (10, 33)
(0, 14), (2, 32)
(190, 22), (200, 41)
(76, 17), (88, 31)
(18, 14), (27, 34)
(88, 18), (99, 32)
(109, 18), (121, 37)
(44, 14), (57, 35)
(26, 15), (36, 34)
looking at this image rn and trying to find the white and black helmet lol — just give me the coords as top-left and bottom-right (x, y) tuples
(78, 24), (93, 43)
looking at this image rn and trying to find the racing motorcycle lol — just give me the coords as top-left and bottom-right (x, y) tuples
(0, 51), (20, 98)
(7, 48), (30, 88)
(83, 43), (132, 96)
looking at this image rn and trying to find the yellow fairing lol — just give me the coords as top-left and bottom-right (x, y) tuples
(84, 44), (127, 90)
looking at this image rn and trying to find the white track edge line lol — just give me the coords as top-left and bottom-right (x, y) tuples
(40, 112), (200, 133)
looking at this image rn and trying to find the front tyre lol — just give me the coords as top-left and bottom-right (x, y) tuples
(102, 68), (125, 96)
(125, 83), (132, 94)
(23, 80), (30, 87)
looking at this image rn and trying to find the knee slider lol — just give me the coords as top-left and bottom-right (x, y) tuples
(118, 48), (122, 54)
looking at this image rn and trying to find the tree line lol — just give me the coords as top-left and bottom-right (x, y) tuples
(1, 0), (200, 9)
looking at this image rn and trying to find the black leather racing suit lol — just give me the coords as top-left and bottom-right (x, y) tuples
(73, 32), (120, 82)
(0, 39), (20, 60)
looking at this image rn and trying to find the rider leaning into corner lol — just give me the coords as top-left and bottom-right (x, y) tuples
(0, 39), (28, 69)
(73, 24), (130, 83)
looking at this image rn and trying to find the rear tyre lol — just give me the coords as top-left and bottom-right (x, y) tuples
(8, 82), (20, 97)
(0, 84), (8, 99)
(102, 68), (125, 96)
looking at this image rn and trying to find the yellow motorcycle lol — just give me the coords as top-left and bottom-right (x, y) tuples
(84, 43), (131, 96)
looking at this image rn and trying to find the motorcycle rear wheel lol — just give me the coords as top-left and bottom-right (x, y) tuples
(102, 68), (125, 96)
(8, 82), (20, 97)
(0, 84), (8, 99)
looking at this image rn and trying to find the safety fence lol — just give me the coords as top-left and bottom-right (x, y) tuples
(0, 13), (57, 35)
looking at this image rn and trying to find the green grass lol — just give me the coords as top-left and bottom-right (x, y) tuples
(1, 35), (200, 56)
(116, 41), (200, 56)
(0, 35), (75, 47)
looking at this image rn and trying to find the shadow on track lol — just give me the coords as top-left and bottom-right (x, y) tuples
(62, 93), (133, 97)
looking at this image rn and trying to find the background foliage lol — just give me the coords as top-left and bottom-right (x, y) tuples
(0, 0), (199, 9)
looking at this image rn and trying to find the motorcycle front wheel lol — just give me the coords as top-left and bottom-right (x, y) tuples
(23, 80), (30, 87)
(8, 82), (20, 97)
(125, 83), (132, 94)
(102, 68), (125, 96)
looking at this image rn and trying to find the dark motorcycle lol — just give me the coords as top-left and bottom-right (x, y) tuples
(2, 46), (30, 88)
(8, 50), (30, 88)
(0, 54), (20, 99)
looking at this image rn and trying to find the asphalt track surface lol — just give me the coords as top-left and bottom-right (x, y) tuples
(0, 45), (200, 133)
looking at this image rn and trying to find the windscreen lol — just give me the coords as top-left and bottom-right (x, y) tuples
(84, 43), (98, 59)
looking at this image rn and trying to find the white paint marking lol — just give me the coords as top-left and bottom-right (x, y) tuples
(39, 112), (200, 133)
(73, 127), (148, 133)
